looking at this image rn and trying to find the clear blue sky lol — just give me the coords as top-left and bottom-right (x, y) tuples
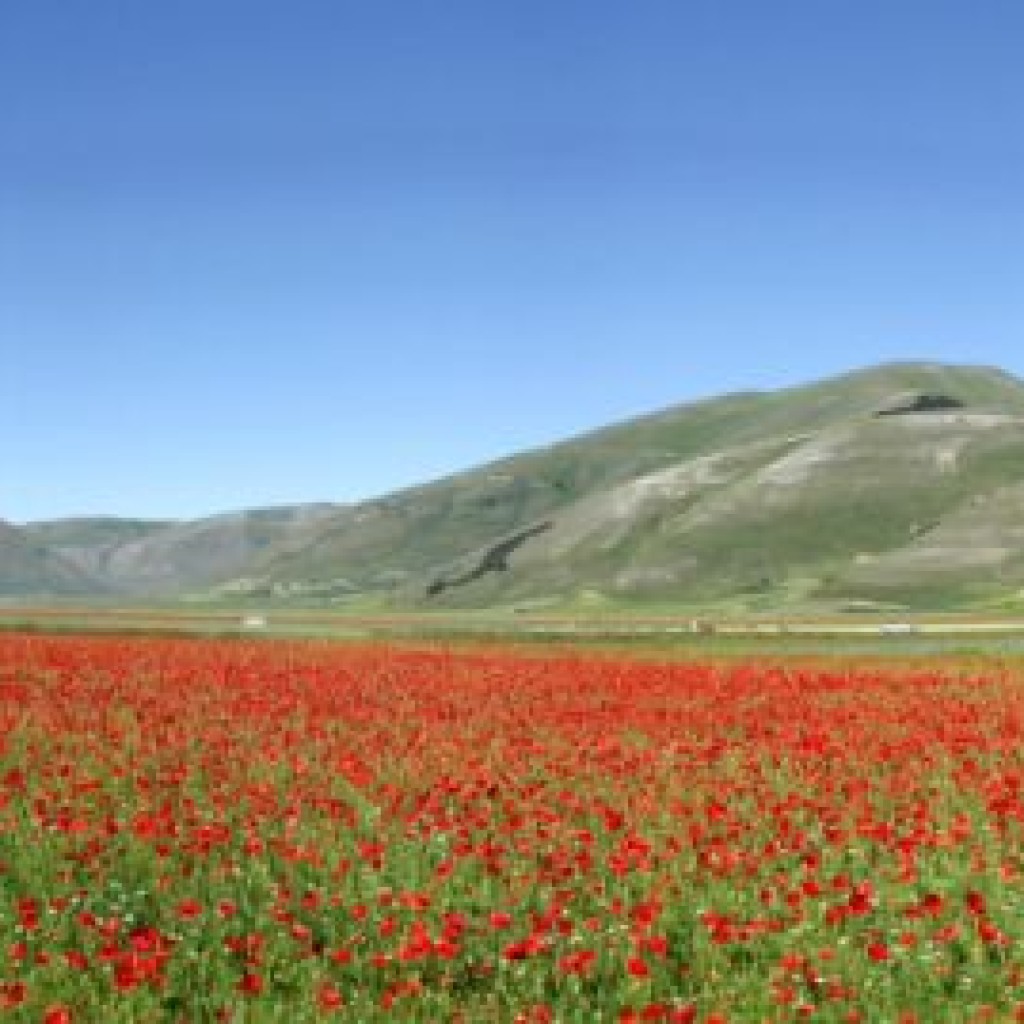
(4, 2), (1022, 522)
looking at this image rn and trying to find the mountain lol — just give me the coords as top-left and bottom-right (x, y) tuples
(18, 505), (339, 598)
(0, 520), (104, 597)
(10, 362), (1024, 611)
(222, 361), (1024, 611)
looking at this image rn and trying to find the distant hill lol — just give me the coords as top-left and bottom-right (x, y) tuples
(17, 505), (339, 598)
(9, 362), (1024, 612)
(0, 520), (103, 597)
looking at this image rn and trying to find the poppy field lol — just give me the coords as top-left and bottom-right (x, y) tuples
(3, 633), (1024, 1021)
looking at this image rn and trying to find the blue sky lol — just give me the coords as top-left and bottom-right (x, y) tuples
(4, 2), (1023, 521)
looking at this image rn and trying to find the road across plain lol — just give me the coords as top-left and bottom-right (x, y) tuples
(3, 606), (1024, 642)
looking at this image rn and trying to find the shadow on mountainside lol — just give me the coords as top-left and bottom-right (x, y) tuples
(426, 522), (553, 597)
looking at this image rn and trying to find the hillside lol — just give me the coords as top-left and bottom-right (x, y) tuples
(0, 520), (103, 597)
(9, 362), (1024, 611)
(228, 362), (1024, 610)
(17, 505), (339, 598)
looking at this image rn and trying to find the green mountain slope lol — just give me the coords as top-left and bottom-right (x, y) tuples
(227, 361), (1024, 610)
(423, 408), (1024, 610)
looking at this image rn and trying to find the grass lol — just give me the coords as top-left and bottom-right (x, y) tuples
(5, 604), (1024, 664)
